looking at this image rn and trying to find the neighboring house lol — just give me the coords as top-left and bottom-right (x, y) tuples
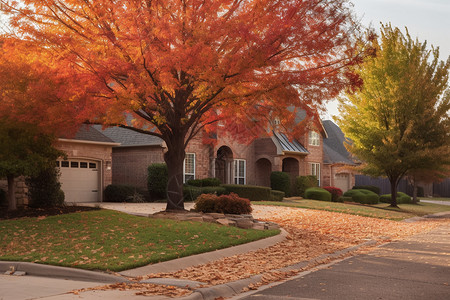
(322, 120), (357, 192)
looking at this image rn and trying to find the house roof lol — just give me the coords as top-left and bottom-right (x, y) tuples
(273, 131), (309, 154)
(72, 124), (115, 143)
(91, 125), (164, 147)
(322, 120), (355, 165)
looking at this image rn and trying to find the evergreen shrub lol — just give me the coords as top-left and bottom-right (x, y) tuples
(323, 186), (343, 202)
(147, 163), (168, 200)
(26, 166), (65, 207)
(104, 184), (136, 202)
(183, 185), (227, 202)
(187, 178), (221, 187)
(352, 185), (380, 195)
(222, 184), (271, 201)
(270, 171), (290, 196)
(293, 176), (318, 197)
(344, 189), (379, 204)
(304, 187), (332, 201)
(379, 192), (412, 204)
(270, 190), (285, 202)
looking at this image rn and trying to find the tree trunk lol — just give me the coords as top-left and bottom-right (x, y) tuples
(7, 174), (17, 211)
(389, 177), (399, 208)
(412, 178), (419, 204)
(164, 134), (186, 212)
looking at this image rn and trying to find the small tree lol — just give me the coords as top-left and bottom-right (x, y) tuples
(0, 119), (64, 210)
(26, 164), (65, 208)
(338, 24), (450, 207)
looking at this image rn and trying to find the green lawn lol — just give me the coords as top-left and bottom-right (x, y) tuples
(0, 210), (279, 272)
(254, 199), (450, 221)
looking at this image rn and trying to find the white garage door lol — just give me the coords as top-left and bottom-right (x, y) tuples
(58, 160), (100, 203)
(335, 173), (350, 193)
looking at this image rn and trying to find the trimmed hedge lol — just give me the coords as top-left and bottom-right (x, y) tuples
(104, 184), (137, 202)
(147, 163), (168, 200)
(222, 184), (271, 201)
(379, 192), (413, 204)
(270, 171), (290, 196)
(337, 196), (352, 203)
(305, 187), (332, 201)
(183, 185), (227, 202)
(344, 189), (379, 204)
(293, 176), (318, 197)
(270, 190), (285, 202)
(352, 185), (380, 195)
(323, 186), (343, 202)
(187, 178), (221, 187)
(194, 193), (252, 214)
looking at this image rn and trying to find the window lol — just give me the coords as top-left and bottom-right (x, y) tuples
(183, 153), (195, 183)
(309, 131), (320, 146)
(89, 162), (97, 169)
(310, 163), (321, 186)
(61, 161), (69, 168)
(80, 162), (88, 168)
(71, 161), (79, 168)
(234, 159), (246, 185)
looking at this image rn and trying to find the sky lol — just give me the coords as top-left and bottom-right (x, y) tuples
(322, 0), (450, 120)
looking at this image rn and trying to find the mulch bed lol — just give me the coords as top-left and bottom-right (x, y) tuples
(0, 206), (100, 220)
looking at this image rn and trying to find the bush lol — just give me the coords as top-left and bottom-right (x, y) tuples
(352, 185), (380, 195)
(187, 178), (222, 187)
(183, 185), (227, 202)
(379, 192), (412, 204)
(417, 186), (424, 197)
(26, 166), (65, 207)
(270, 172), (290, 196)
(194, 193), (252, 215)
(270, 190), (285, 202)
(304, 187), (332, 201)
(222, 184), (271, 201)
(337, 196), (352, 203)
(344, 189), (379, 204)
(104, 184), (137, 202)
(293, 176), (318, 197)
(147, 163), (168, 200)
(323, 186), (343, 202)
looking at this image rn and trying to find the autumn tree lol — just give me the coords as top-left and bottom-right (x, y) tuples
(1, 0), (365, 211)
(0, 118), (64, 211)
(337, 24), (450, 207)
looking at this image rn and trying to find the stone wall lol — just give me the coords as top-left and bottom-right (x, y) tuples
(0, 176), (28, 206)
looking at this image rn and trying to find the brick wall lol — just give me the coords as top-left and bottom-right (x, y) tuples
(112, 146), (164, 190)
(0, 176), (28, 206)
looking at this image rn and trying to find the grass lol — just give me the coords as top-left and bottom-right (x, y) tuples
(0, 209), (279, 272)
(254, 199), (450, 221)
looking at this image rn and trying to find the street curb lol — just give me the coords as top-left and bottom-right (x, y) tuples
(0, 261), (129, 283)
(178, 239), (377, 300)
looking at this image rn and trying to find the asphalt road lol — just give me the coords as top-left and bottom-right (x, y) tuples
(234, 224), (450, 300)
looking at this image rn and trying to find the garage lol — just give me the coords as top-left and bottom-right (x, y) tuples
(57, 159), (100, 203)
(334, 173), (350, 193)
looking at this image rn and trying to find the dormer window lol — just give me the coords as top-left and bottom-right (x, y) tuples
(309, 131), (320, 146)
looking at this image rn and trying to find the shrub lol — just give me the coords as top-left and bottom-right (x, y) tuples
(147, 163), (168, 200)
(270, 171), (290, 196)
(417, 186), (424, 197)
(338, 196), (352, 202)
(183, 185), (227, 202)
(193, 194), (218, 213)
(352, 185), (380, 195)
(104, 184), (137, 202)
(323, 186), (343, 202)
(222, 184), (271, 201)
(304, 187), (332, 201)
(379, 192), (412, 204)
(26, 166), (65, 207)
(344, 189), (379, 204)
(270, 190), (285, 202)
(194, 193), (252, 214)
(187, 178), (222, 187)
(293, 176), (318, 197)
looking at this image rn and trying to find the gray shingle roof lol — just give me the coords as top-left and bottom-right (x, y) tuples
(72, 125), (115, 143)
(92, 125), (164, 147)
(322, 120), (355, 165)
(273, 132), (309, 154)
